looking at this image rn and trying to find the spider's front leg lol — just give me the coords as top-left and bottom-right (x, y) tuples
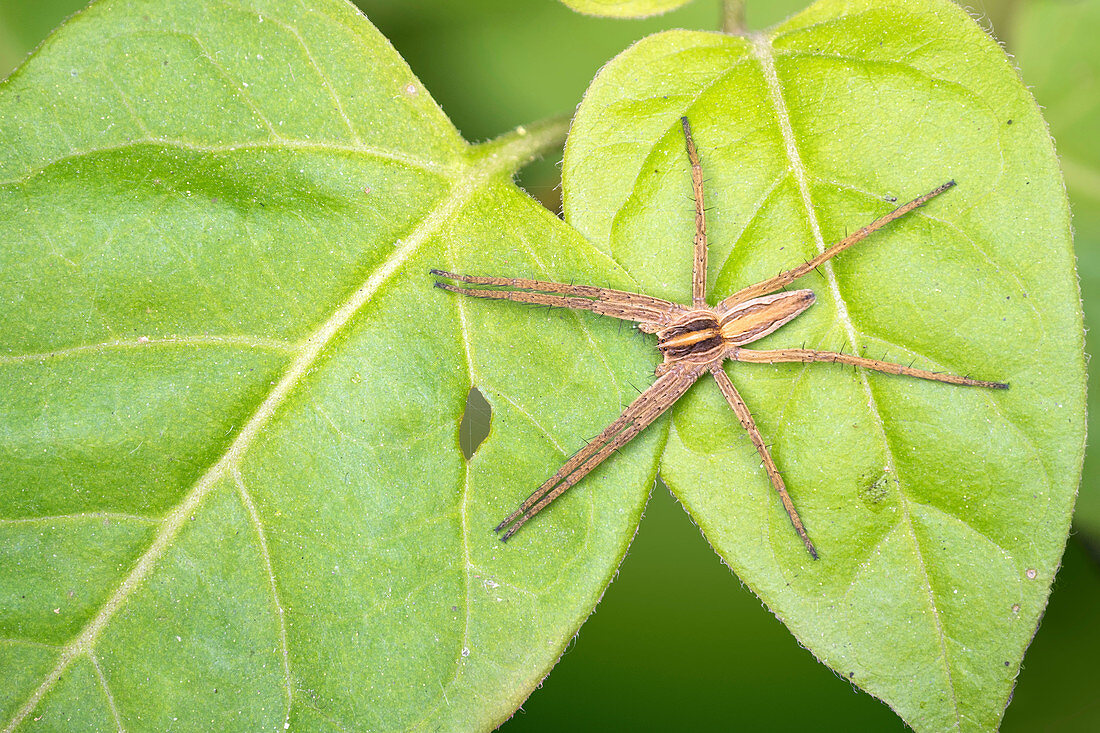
(430, 269), (685, 331)
(681, 116), (709, 308)
(717, 181), (957, 310)
(431, 268), (702, 540)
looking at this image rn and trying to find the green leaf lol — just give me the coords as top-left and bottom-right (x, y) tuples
(1010, 0), (1100, 540)
(562, 0), (1084, 729)
(558, 0), (693, 19)
(0, 0), (658, 729)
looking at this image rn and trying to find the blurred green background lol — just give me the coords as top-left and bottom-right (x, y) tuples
(2, 0), (1096, 729)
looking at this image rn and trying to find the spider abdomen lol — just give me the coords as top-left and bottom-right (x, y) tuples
(656, 289), (815, 361)
(719, 289), (815, 346)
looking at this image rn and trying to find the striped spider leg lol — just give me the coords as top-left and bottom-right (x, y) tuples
(433, 116), (1006, 559)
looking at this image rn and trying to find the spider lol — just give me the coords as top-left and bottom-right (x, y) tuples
(432, 117), (1006, 559)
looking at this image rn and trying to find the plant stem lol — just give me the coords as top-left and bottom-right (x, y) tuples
(722, 0), (746, 34)
(474, 114), (572, 175)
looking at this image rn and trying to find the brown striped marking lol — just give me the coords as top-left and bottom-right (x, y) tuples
(657, 314), (724, 360)
(719, 290), (815, 345)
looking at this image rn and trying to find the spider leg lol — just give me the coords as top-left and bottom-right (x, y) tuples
(711, 367), (818, 559)
(731, 348), (1008, 389)
(680, 117), (708, 308)
(496, 362), (703, 541)
(718, 181), (956, 310)
(431, 269), (686, 330)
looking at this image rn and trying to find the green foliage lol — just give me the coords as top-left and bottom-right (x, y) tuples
(0, 0), (1087, 731)
(559, 0), (693, 18)
(564, 0), (1082, 727)
(0, 0), (658, 729)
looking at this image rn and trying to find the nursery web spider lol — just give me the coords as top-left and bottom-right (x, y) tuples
(433, 117), (1006, 559)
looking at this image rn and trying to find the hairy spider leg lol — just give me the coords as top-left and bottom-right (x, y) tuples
(681, 116), (709, 308)
(731, 348), (1008, 389)
(711, 368), (818, 559)
(430, 269), (684, 330)
(677, 117), (819, 557)
(495, 362), (703, 540)
(718, 181), (957, 310)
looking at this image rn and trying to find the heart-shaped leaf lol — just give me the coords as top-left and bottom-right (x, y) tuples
(0, 0), (660, 730)
(563, 0), (1084, 729)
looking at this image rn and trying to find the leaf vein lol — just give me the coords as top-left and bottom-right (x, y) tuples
(481, 387), (565, 455)
(0, 511), (159, 526)
(713, 168), (791, 285)
(105, 76), (154, 139)
(0, 139), (449, 188)
(0, 335), (297, 364)
(233, 467), (293, 730)
(0, 638), (61, 650)
(910, 500), (1016, 562)
(89, 651), (124, 733)
(183, 30), (281, 139)
(412, 242), (477, 726)
(266, 13), (363, 144)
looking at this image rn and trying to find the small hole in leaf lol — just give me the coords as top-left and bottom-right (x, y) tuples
(460, 387), (491, 460)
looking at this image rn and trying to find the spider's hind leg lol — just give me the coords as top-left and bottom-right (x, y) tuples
(711, 367), (818, 559)
(732, 347), (1008, 389)
(495, 363), (702, 541)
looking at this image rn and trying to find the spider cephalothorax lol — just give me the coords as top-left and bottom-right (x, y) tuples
(654, 290), (815, 373)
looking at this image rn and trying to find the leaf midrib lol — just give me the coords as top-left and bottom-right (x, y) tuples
(1, 118), (567, 733)
(750, 31), (963, 725)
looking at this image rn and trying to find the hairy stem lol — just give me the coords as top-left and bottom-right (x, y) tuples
(722, 0), (746, 34)
(471, 114), (572, 176)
